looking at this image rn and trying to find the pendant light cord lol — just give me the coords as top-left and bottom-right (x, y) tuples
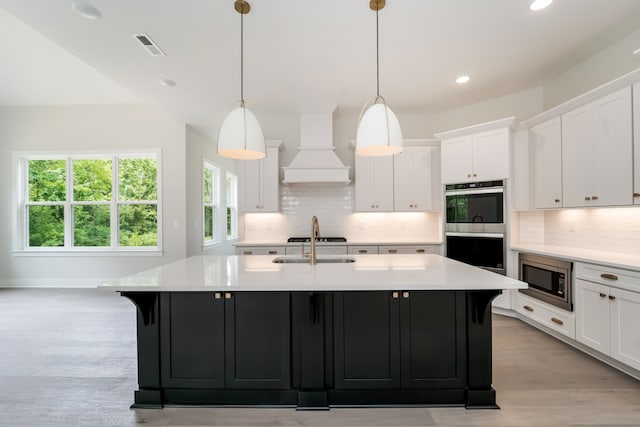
(376, 7), (380, 98)
(240, 10), (244, 103)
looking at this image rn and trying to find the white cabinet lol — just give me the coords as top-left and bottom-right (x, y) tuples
(378, 245), (437, 255)
(393, 145), (433, 211)
(530, 117), (563, 209)
(347, 245), (379, 255)
(634, 83), (640, 205)
(575, 263), (640, 371)
(561, 88), (633, 207)
(516, 292), (576, 339)
(239, 141), (282, 212)
(354, 155), (394, 211)
(236, 246), (285, 255)
(437, 118), (513, 185)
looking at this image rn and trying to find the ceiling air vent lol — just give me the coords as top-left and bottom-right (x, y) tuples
(133, 33), (166, 57)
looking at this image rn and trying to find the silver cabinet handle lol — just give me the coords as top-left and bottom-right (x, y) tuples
(416, 249), (425, 253)
(388, 249), (398, 254)
(599, 293), (607, 298)
(243, 250), (253, 255)
(524, 305), (534, 312)
(609, 295), (616, 301)
(554, 199), (560, 203)
(268, 250), (277, 255)
(592, 196), (598, 201)
(358, 249), (368, 254)
(601, 273), (618, 281)
(585, 196), (591, 201)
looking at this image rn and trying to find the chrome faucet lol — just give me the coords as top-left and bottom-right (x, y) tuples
(303, 215), (320, 265)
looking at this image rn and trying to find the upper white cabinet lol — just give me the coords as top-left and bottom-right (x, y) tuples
(530, 117), (563, 209)
(436, 117), (514, 185)
(239, 141), (282, 212)
(561, 87), (633, 207)
(393, 143), (434, 211)
(634, 83), (640, 205)
(354, 155), (394, 211)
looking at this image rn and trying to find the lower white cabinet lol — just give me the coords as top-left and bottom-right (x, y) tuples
(575, 263), (640, 371)
(379, 245), (437, 255)
(516, 292), (576, 339)
(285, 245), (348, 256)
(236, 246), (285, 255)
(347, 245), (379, 255)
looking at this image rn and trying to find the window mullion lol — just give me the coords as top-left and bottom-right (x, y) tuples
(65, 157), (72, 248)
(112, 155), (119, 249)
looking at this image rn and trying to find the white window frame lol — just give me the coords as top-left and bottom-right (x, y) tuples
(13, 149), (162, 255)
(203, 160), (221, 246)
(226, 171), (238, 240)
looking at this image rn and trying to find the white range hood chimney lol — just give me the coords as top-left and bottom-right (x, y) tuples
(283, 108), (350, 184)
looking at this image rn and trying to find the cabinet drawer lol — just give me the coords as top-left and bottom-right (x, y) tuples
(576, 263), (640, 292)
(348, 246), (379, 255)
(516, 293), (576, 339)
(379, 245), (436, 255)
(236, 246), (285, 256)
(285, 245), (348, 255)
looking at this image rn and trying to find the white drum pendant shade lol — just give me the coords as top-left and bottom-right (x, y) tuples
(217, 105), (266, 160)
(355, 103), (403, 157)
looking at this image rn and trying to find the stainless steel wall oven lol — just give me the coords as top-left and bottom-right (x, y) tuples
(445, 180), (506, 275)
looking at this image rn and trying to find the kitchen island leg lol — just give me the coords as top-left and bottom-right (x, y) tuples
(465, 289), (501, 409)
(121, 292), (163, 408)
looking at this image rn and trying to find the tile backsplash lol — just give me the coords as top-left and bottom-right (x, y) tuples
(518, 207), (640, 256)
(242, 184), (442, 243)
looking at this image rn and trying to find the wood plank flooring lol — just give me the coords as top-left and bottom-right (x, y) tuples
(0, 288), (639, 426)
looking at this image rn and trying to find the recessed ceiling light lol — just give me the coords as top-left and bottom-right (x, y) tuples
(71, 0), (101, 19)
(456, 75), (470, 84)
(158, 79), (176, 87)
(530, 0), (553, 11)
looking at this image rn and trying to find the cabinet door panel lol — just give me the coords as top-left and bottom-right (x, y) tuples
(610, 287), (640, 371)
(575, 279), (610, 354)
(441, 136), (473, 184)
(240, 158), (263, 212)
(531, 117), (562, 208)
(355, 156), (394, 211)
(261, 147), (280, 211)
(334, 292), (400, 389)
(225, 292), (291, 389)
(472, 128), (509, 182)
(394, 146), (432, 211)
(562, 105), (595, 208)
(400, 291), (466, 388)
(160, 293), (225, 389)
(593, 87), (633, 206)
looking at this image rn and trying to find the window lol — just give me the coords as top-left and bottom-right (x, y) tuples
(203, 161), (219, 244)
(19, 152), (160, 252)
(226, 172), (238, 239)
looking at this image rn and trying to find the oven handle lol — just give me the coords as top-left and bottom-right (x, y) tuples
(445, 188), (504, 196)
(446, 232), (505, 239)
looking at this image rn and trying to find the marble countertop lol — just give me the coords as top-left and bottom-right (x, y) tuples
(511, 243), (640, 271)
(99, 254), (527, 292)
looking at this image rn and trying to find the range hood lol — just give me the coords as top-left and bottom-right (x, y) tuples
(283, 109), (350, 184)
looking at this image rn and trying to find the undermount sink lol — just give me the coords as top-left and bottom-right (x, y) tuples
(272, 256), (356, 264)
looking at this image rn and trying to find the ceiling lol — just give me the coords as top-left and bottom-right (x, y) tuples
(1, 0), (640, 141)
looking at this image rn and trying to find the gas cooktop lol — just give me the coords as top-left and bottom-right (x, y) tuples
(287, 237), (347, 243)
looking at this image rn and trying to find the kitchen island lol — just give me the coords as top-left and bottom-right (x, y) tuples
(100, 254), (526, 410)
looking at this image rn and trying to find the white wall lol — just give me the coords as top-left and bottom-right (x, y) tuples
(543, 28), (640, 109)
(185, 125), (239, 256)
(0, 104), (187, 286)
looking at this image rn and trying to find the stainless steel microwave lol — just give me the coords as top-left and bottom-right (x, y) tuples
(519, 253), (573, 311)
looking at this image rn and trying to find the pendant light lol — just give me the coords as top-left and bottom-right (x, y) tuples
(355, 0), (403, 157)
(217, 0), (266, 160)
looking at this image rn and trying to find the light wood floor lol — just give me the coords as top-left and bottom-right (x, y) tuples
(0, 288), (639, 426)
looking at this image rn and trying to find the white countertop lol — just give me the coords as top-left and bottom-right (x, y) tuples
(235, 240), (443, 247)
(99, 254), (526, 292)
(511, 243), (640, 271)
